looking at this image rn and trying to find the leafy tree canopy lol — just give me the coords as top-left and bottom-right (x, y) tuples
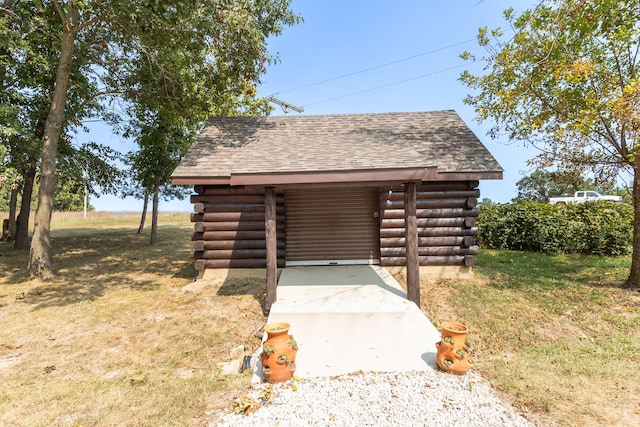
(461, 0), (640, 182)
(513, 169), (613, 202)
(460, 0), (640, 289)
(1, 0), (301, 277)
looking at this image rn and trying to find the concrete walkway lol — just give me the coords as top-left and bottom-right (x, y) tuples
(259, 265), (441, 379)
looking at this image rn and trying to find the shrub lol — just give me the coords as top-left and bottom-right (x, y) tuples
(477, 201), (632, 256)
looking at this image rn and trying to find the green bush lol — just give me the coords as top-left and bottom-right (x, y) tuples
(477, 201), (633, 256)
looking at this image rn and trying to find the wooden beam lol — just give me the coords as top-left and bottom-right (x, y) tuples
(193, 221), (266, 232)
(380, 255), (468, 267)
(379, 227), (478, 238)
(381, 208), (479, 220)
(194, 258), (285, 269)
(265, 187), (278, 312)
(381, 197), (474, 210)
(191, 229), (285, 241)
(383, 189), (481, 200)
(190, 211), (285, 222)
(193, 239), (284, 251)
(381, 236), (468, 247)
(380, 246), (479, 257)
(380, 217), (478, 229)
(193, 249), (286, 260)
(404, 182), (420, 306)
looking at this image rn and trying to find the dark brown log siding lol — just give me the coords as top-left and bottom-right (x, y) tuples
(379, 181), (479, 267)
(191, 185), (285, 271)
(190, 181), (479, 271)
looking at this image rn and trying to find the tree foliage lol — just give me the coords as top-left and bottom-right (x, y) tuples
(1, 1), (120, 247)
(513, 169), (612, 202)
(116, 1), (297, 243)
(461, 0), (640, 288)
(1, 1), (300, 277)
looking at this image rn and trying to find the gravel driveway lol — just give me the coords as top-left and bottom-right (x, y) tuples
(214, 369), (534, 426)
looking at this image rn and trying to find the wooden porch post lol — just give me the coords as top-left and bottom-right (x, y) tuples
(404, 182), (420, 306)
(265, 187), (278, 312)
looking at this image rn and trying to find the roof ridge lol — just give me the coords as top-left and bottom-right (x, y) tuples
(207, 110), (458, 120)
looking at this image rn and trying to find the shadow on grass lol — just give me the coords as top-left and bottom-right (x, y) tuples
(0, 241), (31, 285)
(172, 260), (198, 280)
(1, 225), (197, 310)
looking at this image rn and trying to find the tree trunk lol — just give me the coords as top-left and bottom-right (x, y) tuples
(137, 190), (149, 234)
(624, 165), (640, 290)
(7, 182), (18, 240)
(14, 168), (36, 250)
(150, 177), (160, 244)
(28, 8), (78, 278)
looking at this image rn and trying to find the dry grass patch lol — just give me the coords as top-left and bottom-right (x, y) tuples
(0, 212), (267, 426)
(419, 250), (640, 427)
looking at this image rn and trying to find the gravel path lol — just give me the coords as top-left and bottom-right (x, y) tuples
(214, 370), (534, 426)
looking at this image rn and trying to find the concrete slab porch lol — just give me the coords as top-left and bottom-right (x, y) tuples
(257, 265), (442, 380)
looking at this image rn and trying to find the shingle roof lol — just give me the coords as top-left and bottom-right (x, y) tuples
(172, 110), (503, 185)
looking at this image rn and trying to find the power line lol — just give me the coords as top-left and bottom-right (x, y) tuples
(302, 63), (469, 108)
(272, 38), (477, 96)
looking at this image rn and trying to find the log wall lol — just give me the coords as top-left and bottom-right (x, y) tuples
(379, 181), (479, 267)
(189, 181), (480, 272)
(190, 185), (285, 271)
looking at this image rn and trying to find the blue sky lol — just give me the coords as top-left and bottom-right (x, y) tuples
(90, 0), (538, 211)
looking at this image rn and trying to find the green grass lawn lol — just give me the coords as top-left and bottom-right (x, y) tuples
(1, 213), (639, 425)
(421, 250), (640, 426)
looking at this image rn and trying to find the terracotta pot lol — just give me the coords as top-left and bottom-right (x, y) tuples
(260, 322), (297, 383)
(435, 321), (472, 375)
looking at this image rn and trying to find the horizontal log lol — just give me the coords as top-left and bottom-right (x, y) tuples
(384, 181), (479, 192)
(190, 211), (285, 222)
(466, 197), (478, 208)
(381, 217), (479, 229)
(193, 239), (284, 251)
(194, 221), (266, 233)
(193, 202), (285, 214)
(380, 198), (476, 210)
(382, 189), (481, 201)
(193, 249), (286, 260)
(380, 246), (479, 257)
(380, 227), (477, 238)
(195, 185), (284, 196)
(419, 180), (479, 190)
(380, 236), (475, 248)
(194, 258), (285, 270)
(380, 208), (479, 220)
(380, 255), (469, 266)
(191, 194), (283, 204)
(192, 230), (285, 241)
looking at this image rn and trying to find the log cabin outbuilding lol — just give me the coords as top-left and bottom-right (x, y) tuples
(171, 110), (503, 310)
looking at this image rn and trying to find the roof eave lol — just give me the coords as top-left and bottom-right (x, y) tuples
(172, 168), (503, 186)
(172, 177), (230, 186)
(436, 170), (503, 181)
(229, 167), (438, 186)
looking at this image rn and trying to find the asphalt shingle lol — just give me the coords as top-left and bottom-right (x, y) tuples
(172, 111), (503, 181)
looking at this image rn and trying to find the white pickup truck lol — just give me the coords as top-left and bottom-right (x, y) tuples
(549, 190), (623, 205)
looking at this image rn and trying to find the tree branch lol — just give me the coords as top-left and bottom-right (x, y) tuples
(52, 0), (67, 28)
